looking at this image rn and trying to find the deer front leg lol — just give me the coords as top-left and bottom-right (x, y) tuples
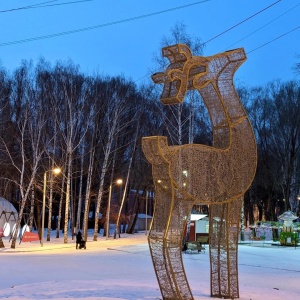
(149, 184), (195, 300)
(142, 137), (194, 300)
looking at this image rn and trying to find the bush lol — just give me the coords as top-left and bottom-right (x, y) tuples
(279, 231), (299, 246)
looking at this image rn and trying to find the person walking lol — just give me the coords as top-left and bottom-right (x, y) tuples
(76, 230), (82, 249)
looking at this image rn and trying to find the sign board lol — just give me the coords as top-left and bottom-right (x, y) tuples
(21, 231), (40, 242)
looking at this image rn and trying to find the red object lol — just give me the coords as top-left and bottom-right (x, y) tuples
(189, 221), (196, 241)
(21, 231), (40, 242)
(0, 228), (3, 238)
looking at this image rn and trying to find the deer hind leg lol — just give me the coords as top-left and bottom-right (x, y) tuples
(209, 198), (243, 299)
(148, 185), (194, 300)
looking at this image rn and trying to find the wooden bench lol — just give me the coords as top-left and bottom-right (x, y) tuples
(250, 236), (261, 241)
(197, 236), (209, 244)
(184, 241), (206, 254)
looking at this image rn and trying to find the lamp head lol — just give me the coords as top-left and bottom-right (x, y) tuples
(53, 168), (61, 175)
(116, 179), (123, 185)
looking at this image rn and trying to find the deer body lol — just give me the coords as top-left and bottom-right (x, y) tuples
(142, 44), (257, 299)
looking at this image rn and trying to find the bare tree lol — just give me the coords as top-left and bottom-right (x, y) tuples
(152, 22), (205, 146)
(293, 54), (300, 76)
(269, 81), (300, 213)
(246, 80), (300, 220)
(82, 143), (95, 241)
(93, 77), (134, 241)
(49, 62), (90, 243)
(0, 62), (51, 248)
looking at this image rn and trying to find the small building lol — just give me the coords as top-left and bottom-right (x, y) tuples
(188, 214), (208, 242)
(135, 213), (152, 231)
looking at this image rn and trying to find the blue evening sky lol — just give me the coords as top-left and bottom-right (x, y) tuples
(0, 0), (299, 87)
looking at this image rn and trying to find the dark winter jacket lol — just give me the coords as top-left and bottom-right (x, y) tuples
(76, 231), (82, 243)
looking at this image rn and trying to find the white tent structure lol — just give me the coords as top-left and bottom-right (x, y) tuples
(0, 197), (18, 237)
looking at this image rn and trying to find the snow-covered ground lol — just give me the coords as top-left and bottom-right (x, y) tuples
(0, 230), (300, 300)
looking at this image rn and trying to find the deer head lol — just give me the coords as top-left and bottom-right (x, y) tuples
(152, 44), (246, 105)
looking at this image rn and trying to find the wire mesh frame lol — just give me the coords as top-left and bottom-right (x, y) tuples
(142, 44), (257, 299)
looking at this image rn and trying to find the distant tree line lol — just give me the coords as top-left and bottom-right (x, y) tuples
(241, 80), (300, 224)
(0, 57), (299, 249)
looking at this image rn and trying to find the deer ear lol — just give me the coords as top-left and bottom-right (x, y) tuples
(151, 72), (168, 84)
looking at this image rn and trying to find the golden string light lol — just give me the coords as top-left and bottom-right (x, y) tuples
(142, 44), (257, 299)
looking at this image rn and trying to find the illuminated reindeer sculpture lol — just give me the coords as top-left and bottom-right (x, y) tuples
(142, 44), (257, 299)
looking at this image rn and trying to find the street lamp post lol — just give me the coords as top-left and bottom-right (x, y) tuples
(41, 167), (61, 247)
(145, 191), (148, 236)
(106, 179), (123, 240)
(297, 195), (300, 237)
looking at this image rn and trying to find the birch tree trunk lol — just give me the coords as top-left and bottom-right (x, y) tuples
(114, 118), (140, 238)
(76, 144), (85, 232)
(240, 200), (245, 241)
(83, 146), (95, 241)
(56, 164), (66, 238)
(46, 121), (58, 241)
(46, 170), (54, 241)
(63, 149), (72, 243)
(29, 186), (35, 230)
(93, 110), (119, 241)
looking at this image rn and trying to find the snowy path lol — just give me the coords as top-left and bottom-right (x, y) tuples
(0, 233), (300, 299)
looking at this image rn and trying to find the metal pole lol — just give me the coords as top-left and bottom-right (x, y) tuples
(41, 171), (47, 247)
(114, 181), (125, 239)
(145, 191), (148, 236)
(106, 184), (112, 239)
